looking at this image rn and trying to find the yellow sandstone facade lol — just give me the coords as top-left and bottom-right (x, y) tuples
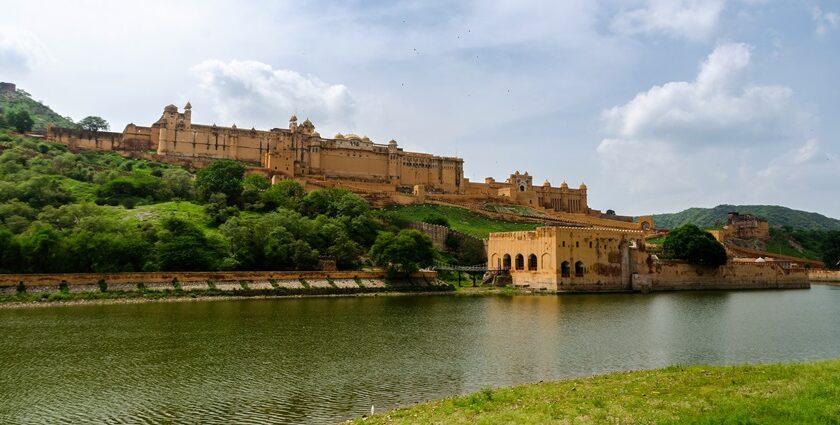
(488, 226), (810, 292)
(46, 103), (647, 228)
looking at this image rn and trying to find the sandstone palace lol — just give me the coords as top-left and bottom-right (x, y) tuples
(47, 102), (651, 231)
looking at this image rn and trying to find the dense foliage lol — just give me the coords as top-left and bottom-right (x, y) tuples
(662, 224), (728, 267)
(369, 229), (436, 276)
(652, 204), (840, 232)
(0, 87), (76, 130)
(0, 130), (447, 273)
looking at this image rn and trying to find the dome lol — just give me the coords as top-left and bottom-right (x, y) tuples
(560, 181), (568, 189)
(543, 179), (551, 186)
(184, 101), (192, 110)
(289, 114), (298, 122)
(164, 104), (178, 112)
(334, 133), (344, 139)
(579, 182), (587, 190)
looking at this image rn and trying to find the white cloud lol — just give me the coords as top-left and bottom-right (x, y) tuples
(596, 43), (817, 212)
(810, 4), (840, 35)
(611, 0), (726, 41)
(601, 43), (795, 146)
(0, 27), (49, 75)
(190, 60), (356, 132)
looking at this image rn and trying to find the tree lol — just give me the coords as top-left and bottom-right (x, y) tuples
(161, 168), (194, 200)
(77, 116), (110, 132)
(606, 209), (616, 215)
(369, 229), (435, 276)
(261, 179), (306, 211)
(300, 188), (368, 218)
(242, 174), (271, 210)
(204, 192), (240, 226)
(153, 217), (226, 271)
(663, 224), (728, 267)
(821, 231), (840, 269)
(423, 214), (450, 228)
(7, 110), (34, 133)
(195, 159), (245, 204)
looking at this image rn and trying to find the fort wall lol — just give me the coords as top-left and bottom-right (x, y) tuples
(44, 102), (655, 232)
(0, 270), (438, 292)
(808, 270), (840, 282)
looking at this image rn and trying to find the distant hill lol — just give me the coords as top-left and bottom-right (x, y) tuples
(0, 84), (75, 130)
(652, 205), (840, 231)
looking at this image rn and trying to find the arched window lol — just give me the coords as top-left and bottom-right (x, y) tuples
(528, 254), (537, 271)
(515, 254), (524, 271)
(502, 254), (511, 270)
(575, 261), (585, 277)
(561, 261), (571, 277)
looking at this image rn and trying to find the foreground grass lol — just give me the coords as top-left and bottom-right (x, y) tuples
(381, 204), (536, 238)
(353, 359), (840, 424)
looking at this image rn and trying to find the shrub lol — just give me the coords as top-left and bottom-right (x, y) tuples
(423, 214), (450, 228)
(98, 279), (108, 293)
(59, 282), (69, 293)
(16, 281), (25, 294)
(136, 282), (146, 291)
(663, 224), (728, 267)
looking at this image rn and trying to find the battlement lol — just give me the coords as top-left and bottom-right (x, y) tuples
(0, 82), (16, 95)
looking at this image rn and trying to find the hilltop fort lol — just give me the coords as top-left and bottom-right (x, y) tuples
(46, 102), (653, 231)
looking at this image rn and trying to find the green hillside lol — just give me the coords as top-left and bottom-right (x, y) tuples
(652, 205), (840, 231)
(379, 204), (536, 239)
(0, 86), (75, 130)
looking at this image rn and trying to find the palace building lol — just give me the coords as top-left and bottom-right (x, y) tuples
(46, 103), (638, 226)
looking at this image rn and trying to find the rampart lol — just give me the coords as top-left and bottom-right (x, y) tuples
(633, 260), (810, 291)
(0, 270), (439, 294)
(808, 270), (840, 282)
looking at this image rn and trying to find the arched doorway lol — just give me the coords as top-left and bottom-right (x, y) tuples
(561, 261), (570, 277)
(575, 261), (585, 277)
(502, 254), (511, 270)
(528, 254), (537, 271)
(515, 254), (524, 271)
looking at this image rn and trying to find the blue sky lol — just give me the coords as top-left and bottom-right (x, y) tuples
(1, 0), (838, 217)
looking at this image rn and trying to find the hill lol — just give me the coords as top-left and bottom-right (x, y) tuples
(652, 205), (840, 231)
(0, 84), (75, 130)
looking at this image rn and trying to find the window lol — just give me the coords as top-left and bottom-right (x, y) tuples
(515, 254), (524, 271)
(503, 254), (511, 270)
(561, 261), (570, 277)
(528, 254), (537, 271)
(575, 261), (585, 277)
(589, 241), (593, 248)
(575, 241), (579, 248)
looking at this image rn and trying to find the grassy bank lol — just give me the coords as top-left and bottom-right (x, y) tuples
(353, 359), (840, 424)
(380, 204), (536, 238)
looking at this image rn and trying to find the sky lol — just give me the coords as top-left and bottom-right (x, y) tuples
(1, 0), (839, 218)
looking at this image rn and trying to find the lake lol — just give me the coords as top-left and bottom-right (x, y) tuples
(2, 285), (840, 424)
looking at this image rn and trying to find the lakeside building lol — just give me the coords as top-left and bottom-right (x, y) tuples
(487, 226), (810, 292)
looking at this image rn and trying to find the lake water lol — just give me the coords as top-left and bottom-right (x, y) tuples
(2, 285), (840, 424)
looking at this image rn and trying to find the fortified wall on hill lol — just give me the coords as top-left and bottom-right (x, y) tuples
(46, 103), (649, 230)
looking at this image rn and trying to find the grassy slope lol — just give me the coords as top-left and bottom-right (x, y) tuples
(355, 359), (840, 425)
(652, 204), (840, 231)
(0, 88), (75, 130)
(381, 204), (536, 238)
